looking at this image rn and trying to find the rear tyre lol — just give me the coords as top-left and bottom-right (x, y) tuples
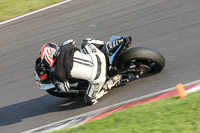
(117, 47), (165, 77)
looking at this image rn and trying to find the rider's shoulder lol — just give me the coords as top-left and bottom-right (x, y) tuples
(62, 39), (76, 46)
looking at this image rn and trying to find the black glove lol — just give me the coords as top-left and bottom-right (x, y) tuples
(56, 81), (70, 92)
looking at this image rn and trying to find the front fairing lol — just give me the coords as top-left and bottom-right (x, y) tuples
(34, 70), (55, 90)
(34, 71), (80, 91)
(37, 82), (55, 91)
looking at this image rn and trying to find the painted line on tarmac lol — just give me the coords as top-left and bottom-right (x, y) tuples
(186, 85), (200, 93)
(0, 0), (72, 26)
(22, 79), (200, 133)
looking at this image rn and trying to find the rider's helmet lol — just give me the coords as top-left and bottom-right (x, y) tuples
(39, 42), (60, 68)
(35, 42), (60, 82)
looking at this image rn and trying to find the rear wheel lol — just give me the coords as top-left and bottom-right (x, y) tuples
(117, 47), (165, 77)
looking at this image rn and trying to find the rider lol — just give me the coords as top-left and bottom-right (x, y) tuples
(35, 37), (129, 105)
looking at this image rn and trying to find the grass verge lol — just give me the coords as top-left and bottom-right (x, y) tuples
(0, 0), (64, 22)
(51, 91), (200, 133)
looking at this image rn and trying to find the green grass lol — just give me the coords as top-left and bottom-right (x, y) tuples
(0, 0), (64, 22)
(51, 92), (200, 133)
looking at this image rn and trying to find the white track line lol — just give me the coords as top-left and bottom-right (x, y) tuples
(186, 85), (200, 93)
(0, 0), (72, 26)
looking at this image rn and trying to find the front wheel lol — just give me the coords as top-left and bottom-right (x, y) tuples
(117, 47), (165, 77)
(46, 89), (78, 98)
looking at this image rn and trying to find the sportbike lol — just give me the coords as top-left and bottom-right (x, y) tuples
(34, 36), (165, 104)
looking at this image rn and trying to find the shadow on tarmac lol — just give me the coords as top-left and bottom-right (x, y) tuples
(0, 76), (137, 126)
(0, 94), (86, 126)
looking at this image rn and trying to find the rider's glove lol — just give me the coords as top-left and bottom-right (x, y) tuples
(56, 81), (70, 92)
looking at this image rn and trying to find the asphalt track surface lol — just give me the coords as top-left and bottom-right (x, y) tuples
(1, 0), (200, 132)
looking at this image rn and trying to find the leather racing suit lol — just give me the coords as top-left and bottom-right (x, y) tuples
(55, 39), (106, 105)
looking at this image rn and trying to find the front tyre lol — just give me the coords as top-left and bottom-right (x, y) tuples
(46, 89), (78, 98)
(117, 47), (165, 77)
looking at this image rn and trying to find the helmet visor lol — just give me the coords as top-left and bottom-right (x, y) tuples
(35, 58), (48, 81)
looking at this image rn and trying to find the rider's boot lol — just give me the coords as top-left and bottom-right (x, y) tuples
(84, 82), (105, 105)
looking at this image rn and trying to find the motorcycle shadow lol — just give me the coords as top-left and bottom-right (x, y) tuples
(0, 76), (138, 127)
(0, 93), (87, 127)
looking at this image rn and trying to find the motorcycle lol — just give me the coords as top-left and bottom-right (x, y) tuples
(34, 36), (165, 104)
